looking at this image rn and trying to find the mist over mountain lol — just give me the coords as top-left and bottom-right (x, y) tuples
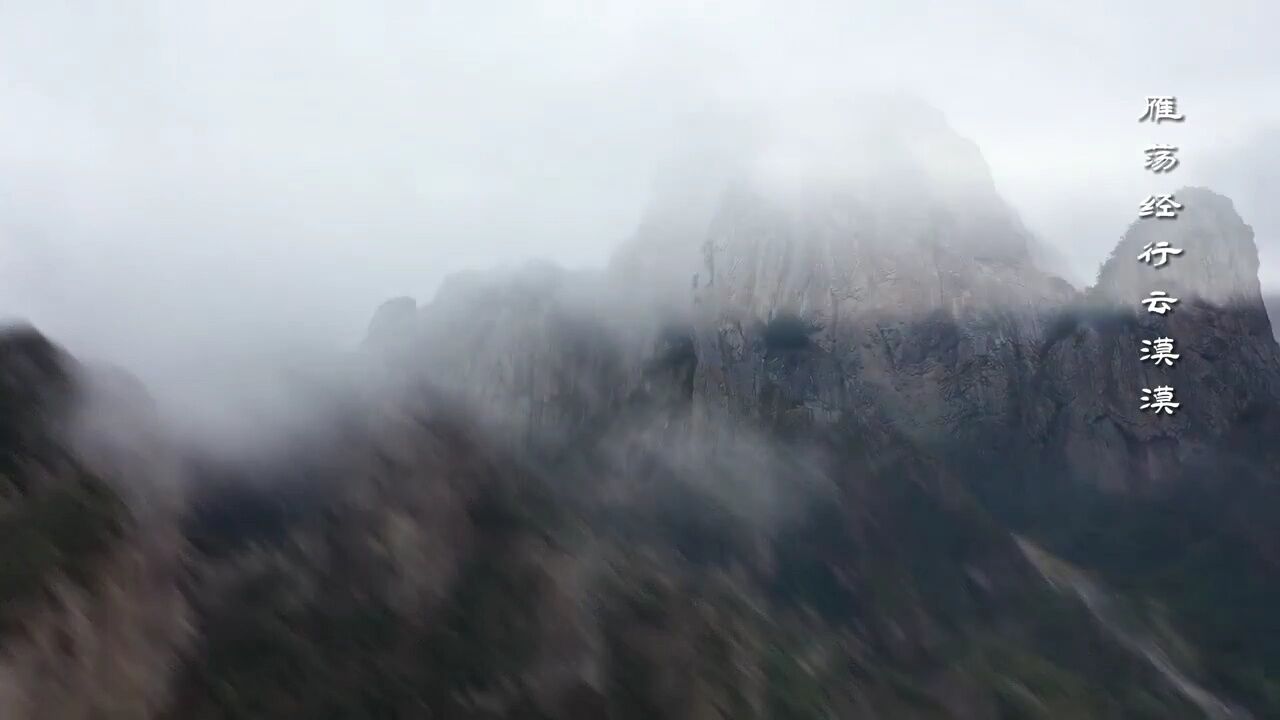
(1203, 124), (1280, 341)
(3, 88), (1278, 720)
(8, 0), (1280, 425)
(4, 6), (1280, 718)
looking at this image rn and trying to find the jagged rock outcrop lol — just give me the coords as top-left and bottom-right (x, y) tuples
(1093, 188), (1270, 309)
(1030, 188), (1280, 497)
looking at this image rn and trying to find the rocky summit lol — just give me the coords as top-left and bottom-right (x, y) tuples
(2, 101), (1278, 719)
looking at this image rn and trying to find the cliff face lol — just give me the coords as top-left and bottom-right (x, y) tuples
(1030, 188), (1280, 498)
(681, 179), (1077, 450)
(1093, 188), (1269, 309)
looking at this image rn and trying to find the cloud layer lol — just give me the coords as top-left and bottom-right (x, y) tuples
(2, 0), (1276, 409)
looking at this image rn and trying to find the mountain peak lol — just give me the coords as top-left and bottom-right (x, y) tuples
(1092, 187), (1265, 311)
(612, 97), (1036, 306)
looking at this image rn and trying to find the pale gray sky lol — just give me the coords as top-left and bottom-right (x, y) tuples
(1, 0), (1277, 409)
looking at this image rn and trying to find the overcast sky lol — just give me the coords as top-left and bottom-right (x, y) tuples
(1, 0), (1278, 410)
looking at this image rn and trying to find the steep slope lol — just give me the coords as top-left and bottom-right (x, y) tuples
(1017, 187), (1280, 500)
(0, 326), (190, 720)
(956, 189), (1280, 715)
(155, 360), (1204, 719)
(1017, 537), (1252, 720)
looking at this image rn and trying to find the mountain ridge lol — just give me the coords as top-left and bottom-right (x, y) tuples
(2, 100), (1278, 718)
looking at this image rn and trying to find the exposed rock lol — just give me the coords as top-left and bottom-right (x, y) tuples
(1032, 188), (1280, 495)
(1093, 188), (1269, 309)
